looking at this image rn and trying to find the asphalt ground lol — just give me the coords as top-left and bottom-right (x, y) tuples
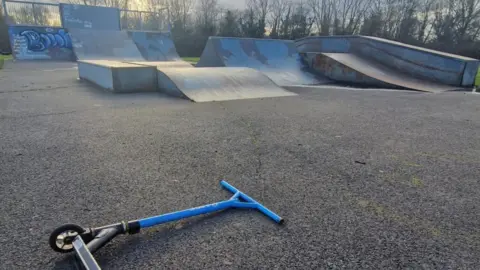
(0, 61), (479, 269)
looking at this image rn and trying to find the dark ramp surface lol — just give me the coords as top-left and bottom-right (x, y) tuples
(1, 61), (480, 269)
(197, 37), (328, 86)
(69, 29), (144, 61)
(128, 31), (182, 61)
(316, 53), (461, 92)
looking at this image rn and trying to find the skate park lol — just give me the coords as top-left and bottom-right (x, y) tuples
(1, 2), (480, 270)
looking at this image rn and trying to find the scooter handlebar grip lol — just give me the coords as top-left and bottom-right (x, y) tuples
(256, 204), (284, 224)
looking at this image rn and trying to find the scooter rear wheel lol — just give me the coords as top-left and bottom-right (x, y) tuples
(49, 224), (85, 253)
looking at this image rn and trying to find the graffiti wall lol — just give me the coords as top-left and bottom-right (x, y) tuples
(8, 26), (74, 60)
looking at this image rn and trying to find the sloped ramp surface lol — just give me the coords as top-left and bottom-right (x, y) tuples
(318, 53), (462, 92)
(69, 29), (144, 60)
(126, 61), (192, 68)
(157, 67), (297, 102)
(197, 37), (327, 86)
(128, 31), (182, 61)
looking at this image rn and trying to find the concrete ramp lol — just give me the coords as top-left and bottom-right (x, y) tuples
(128, 31), (182, 61)
(315, 53), (461, 92)
(78, 60), (156, 93)
(156, 67), (297, 102)
(76, 60), (295, 102)
(69, 29), (144, 61)
(197, 37), (327, 86)
(296, 36), (480, 88)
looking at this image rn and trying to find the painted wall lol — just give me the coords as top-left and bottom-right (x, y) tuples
(8, 26), (74, 60)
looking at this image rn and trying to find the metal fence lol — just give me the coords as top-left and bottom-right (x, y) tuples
(3, 0), (168, 31)
(120, 9), (167, 32)
(5, 0), (61, 27)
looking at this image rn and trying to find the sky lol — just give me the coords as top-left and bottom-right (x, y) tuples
(217, 0), (247, 10)
(17, 0), (268, 12)
(23, 0), (248, 9)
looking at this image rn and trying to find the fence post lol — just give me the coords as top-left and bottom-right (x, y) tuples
(2, 0), (8, 20)
(2, 0), (8, 17)
(157, 11), (162, 31)
(32, 3), (37, 25)
(139, 11), (142, 30)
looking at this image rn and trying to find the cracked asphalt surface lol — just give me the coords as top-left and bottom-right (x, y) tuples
(1, 61), (479, 269)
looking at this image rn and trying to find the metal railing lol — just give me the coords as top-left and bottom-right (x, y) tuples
(3, 0), (168, 31)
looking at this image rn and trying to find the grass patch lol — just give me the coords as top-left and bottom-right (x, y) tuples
(182, 57), (200, 64)
(0, 55), (12, 61)
(0, 55), (12, 69)
(411, 176), (424, 188)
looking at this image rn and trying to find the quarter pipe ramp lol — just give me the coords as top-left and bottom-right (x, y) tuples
(128, 31), (182, 61)
(68, 29), (144, 61)
(315, 53), (461, 92)
(197, 37), (327, 86)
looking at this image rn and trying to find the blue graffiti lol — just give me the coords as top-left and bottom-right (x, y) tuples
(20, 28), (71, 52)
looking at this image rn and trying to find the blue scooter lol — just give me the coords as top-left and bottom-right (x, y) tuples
(49, 180), (284, 269)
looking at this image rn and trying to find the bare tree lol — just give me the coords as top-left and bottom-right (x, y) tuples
(269, 0), (290, 38)
(0, 6), (9, 53)
(103, 0), (129, 9)
(332, 0), (368, 35)
(239, 0), (268, 37)
(165, 0), (195, 31)
(454, 0), (480, 42)
(380, 0), (401, 39)
(247, 0), (269, 24)
(290, 1), (315, 39)
(417, 0), (436, 43)
(308, 0), (334, 35)
(279, 1), (293, 37)
(141, 0), (167, 12)
(196, 0), (219, 33)
(53, 0), (480, 58)
(218, 9), (241, 37)
(394, 0), (419, 42)
(67, 0), (129, 8)
(67, 0), (100, 6)
(431, 0), (458, 45)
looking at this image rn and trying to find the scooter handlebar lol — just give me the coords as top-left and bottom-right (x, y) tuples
(220, 180), (284, 224)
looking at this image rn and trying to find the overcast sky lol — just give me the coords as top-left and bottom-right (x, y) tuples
(217, 0), (247, 10)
